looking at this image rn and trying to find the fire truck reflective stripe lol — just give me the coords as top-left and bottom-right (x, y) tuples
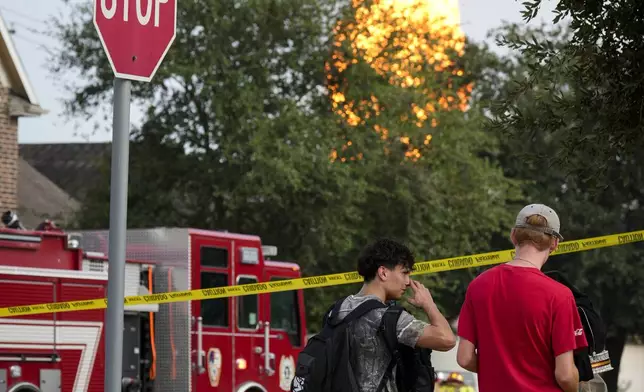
(168, 266), (177, 380)
(0, 233), (42, 243)
(0, 356), (62, 362)
(197, 331), (281, 338)
(148, 266), (157, 381)
(0, 319), (103, 392)
(0, 265), (109, 280)
(0, 229), (643, 318)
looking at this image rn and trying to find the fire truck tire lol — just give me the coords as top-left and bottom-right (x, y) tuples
(237, 381), (267, 392)
(8, 382), (40, 392)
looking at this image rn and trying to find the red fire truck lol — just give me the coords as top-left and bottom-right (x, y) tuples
(0, 215), (307, 392)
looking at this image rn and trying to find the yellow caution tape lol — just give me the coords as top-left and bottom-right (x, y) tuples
(0, 229), (642, 318)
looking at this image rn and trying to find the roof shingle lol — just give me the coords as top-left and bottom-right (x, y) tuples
(19, 142), (111, 202)
(16, 158), (80, 229)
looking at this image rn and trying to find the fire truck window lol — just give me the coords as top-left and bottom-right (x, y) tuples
(237, 276), (258, 329)
(270, 279), (302, 347)
(201, 272), (229, 327)
(201, 246), (228, 268)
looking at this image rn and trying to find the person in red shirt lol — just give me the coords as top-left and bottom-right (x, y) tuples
(456, 203), (588, 392)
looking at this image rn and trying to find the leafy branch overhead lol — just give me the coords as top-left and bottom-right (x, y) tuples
(490, 0), (644, 187)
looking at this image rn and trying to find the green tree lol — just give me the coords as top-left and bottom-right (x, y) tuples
(492, 0), (644, 186)
(285, 1), (524, 325)
(477, 20), (644, 392)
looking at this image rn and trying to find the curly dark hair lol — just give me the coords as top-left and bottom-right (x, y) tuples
(357, 238), (415, 282)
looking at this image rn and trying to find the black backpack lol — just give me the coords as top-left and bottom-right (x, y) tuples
(544, 271), (613, 381)
(291, 297), (435, 392)
(380, 305), (436, 392)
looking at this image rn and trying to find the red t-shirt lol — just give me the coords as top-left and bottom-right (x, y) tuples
(457, 264), (588, 392)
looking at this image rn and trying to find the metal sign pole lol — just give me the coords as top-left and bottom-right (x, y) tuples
(104, 76), (132, 392)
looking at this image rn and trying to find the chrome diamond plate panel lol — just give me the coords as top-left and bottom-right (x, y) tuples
(77, 228), (192, 392)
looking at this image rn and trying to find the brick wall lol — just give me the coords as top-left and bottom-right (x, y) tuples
(0, 88), (17, 211)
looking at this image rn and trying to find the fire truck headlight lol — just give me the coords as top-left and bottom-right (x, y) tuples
(9, 365), (21, 378)
(236, 358), (248, 370)
(67, 233), (82, 249)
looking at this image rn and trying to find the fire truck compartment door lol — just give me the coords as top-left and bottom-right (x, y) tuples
(191, 235), (235, 392)
(39, 369), (61, 392)
(261, 273), (303, 392)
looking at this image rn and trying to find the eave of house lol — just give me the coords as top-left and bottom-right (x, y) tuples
(0, 11), (47, 117)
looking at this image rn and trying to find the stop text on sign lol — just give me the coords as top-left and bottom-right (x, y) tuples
(100, 0), (168, 27)
(94, 0), (177, 81)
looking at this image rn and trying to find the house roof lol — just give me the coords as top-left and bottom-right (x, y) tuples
(17, 158), (80, 229)
(19, 143), (111, 202)
(0, 11), (46, 116)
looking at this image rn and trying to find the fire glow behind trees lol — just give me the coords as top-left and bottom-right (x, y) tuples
(327, 0), (471, 162)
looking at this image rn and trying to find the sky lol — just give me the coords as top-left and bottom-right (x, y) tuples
(1, 0), (560, 145)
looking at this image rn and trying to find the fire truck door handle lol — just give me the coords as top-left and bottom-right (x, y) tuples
(197, 316), (205, 374)
(264, 321), (275, 376)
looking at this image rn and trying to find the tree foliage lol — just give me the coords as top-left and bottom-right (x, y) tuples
(490, 0), (644, 187)
(325, 0), (471, 162)
(311, 3), (523, 324)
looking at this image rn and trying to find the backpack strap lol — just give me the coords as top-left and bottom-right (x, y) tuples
(544, 270), (587, 300)
(323, 296), (347, 327)
(375, 306), (405, 392)
(380, 306), (404, 354)
(327, 298), (388, 327)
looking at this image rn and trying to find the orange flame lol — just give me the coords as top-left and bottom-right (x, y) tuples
(327, 0), (472, 162)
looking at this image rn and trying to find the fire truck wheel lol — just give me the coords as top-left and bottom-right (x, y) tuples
(8, 382), (40, 392)
(237, 381), (268, 392)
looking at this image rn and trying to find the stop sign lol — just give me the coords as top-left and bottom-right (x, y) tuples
(94, 0), (177, 82)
